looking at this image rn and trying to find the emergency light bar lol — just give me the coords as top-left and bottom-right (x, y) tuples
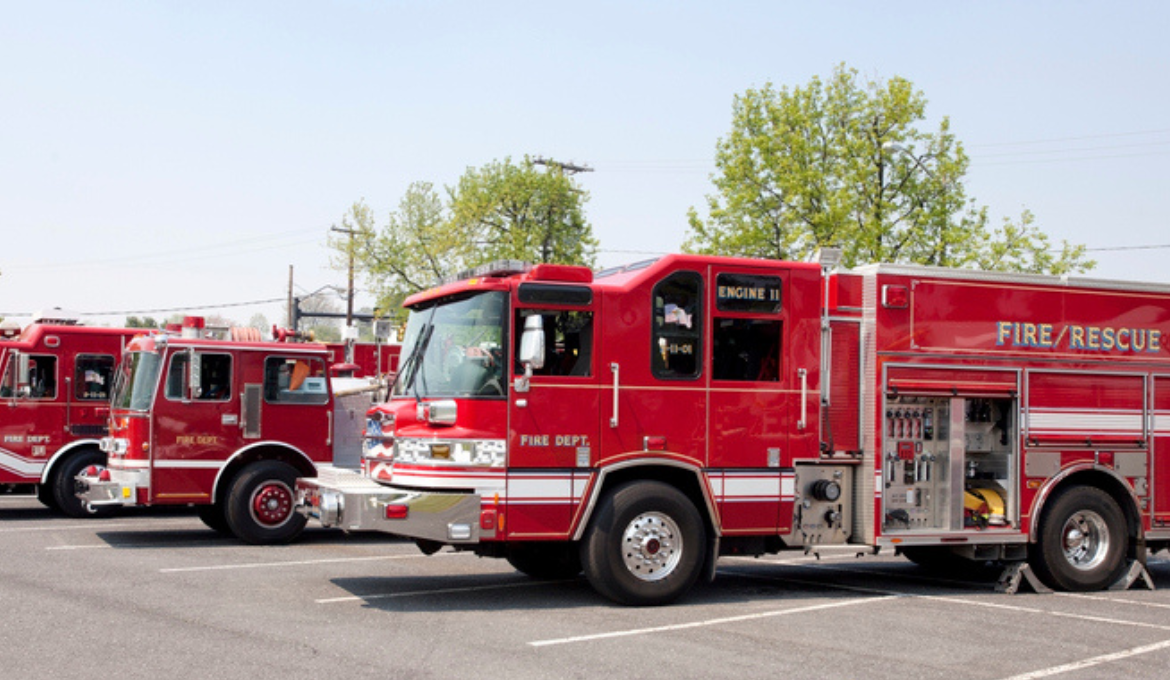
(440, 260), (532, 285)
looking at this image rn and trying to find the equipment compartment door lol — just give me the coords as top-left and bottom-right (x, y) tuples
(1152, 376), (1170, 526)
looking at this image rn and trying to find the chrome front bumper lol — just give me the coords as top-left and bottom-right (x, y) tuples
(295, 465), (488, 544)
(74, 472), (136, 507)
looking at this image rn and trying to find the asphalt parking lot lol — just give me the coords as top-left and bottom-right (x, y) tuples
(3, 493), (1170, 680)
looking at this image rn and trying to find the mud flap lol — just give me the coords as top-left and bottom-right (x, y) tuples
(701, 535), (719, 584)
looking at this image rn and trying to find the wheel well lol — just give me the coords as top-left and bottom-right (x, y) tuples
(586, 464), (715, 537)
(213, 445), (316, 504)
(39, 441), (103, 486)
(1036, 469), (1143, 555)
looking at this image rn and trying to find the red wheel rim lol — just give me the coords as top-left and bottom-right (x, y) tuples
(250, 481), (293, 527)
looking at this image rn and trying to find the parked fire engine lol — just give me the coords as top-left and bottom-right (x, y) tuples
(1, 313), (138, 517)
(295, 255), (1170, 604)
(76, 318), (380, 544)
(322, 342), (401, 380)
(271, 327), (401, 380)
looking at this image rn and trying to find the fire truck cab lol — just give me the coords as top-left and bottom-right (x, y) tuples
(296, 255), (1170, 604)
(1, 313), (137, 517)
(76, 320), (380, 544)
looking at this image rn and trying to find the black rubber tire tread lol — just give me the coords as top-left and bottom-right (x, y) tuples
(1030, 486), (1128, 591)
(580, 480), (706, 606)
(53, 447), (115, 518)
(37, 481), (60, 511)
(197, 502), (232, 535)
(506, 542), (583, 579)
(224, 461), (307, 545)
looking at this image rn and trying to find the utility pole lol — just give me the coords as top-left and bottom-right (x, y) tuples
(287, 265), (295, 329)
(533, 157), (594, 175)
(330, 225), (357, 363)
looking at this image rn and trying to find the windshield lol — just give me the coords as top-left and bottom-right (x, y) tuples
(393, 291), (508, 398)
(111, 351), (163, 411)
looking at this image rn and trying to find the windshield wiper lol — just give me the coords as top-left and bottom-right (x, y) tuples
(412, 324), (435, 402)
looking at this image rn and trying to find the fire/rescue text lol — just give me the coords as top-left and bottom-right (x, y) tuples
(996, 321), (1162, 353)
(519, 434), (591, 447)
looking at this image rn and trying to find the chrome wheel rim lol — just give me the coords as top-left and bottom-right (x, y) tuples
(1061, 509), (1109, 571)
(621, 511), (683, 582)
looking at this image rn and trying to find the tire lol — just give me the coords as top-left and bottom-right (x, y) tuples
(53, 448), (115, 518)
(37, 482), (60, 511)
(224, 461), (307, 545)
(506, 542), (583, 579)
(581, 481), (706, 606)
(1030, 486), (1128, 591)
(197, 502), (232, 535)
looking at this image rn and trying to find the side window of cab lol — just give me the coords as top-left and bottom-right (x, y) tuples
(75, 354), (116, 400)
(264, 356), (328, 404)
(651, 271), (702, 380)
(712, 273), (784, 382)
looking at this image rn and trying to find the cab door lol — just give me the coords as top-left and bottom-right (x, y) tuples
(0, 351), (62, 482)
(151, 350), (237, 503)
(253, 354), (331, 457)
(706, 264), (794, 534)
(507, 283), (600, 539)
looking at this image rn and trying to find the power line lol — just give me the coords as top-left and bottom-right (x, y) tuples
(0, 297), (285, 318)
(969, 128), (1170, 149)
(1082, 243), (1170, 253)
(3, 228), (324, 272)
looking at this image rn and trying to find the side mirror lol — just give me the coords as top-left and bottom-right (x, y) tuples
(514, 315), (545, 393)
(5, 351), (29, 398)
(187, 349), (202, 399)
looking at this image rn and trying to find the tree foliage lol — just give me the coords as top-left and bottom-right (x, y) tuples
(124, 316), (160, 329)
(684, 64), (1093, 274)
(448, 157), (597, 266)
(340, 158), (596, 321)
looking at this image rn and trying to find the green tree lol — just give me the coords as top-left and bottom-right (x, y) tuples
(340, 159), (597, 321)
(448, 156), (597, 267)
(339, 188), (465, 324)
(124, 316), (160, 329)
(685, 64), (1093, 274)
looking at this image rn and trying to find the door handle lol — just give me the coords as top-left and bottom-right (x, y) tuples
(797, 368), (808, 430)
(610, 363), (620, 428)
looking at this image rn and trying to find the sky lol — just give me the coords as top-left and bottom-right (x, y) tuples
(3, 1), (1169, 329)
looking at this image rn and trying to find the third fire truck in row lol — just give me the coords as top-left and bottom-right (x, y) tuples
(296, 254), (1170, 604)
(1, 314), (137, 516)
(76, 319), (395, 543)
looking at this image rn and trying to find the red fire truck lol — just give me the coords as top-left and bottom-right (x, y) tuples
(295, 255), (1170, 604)
(1, 314), (138, 517)
(76, 319), (381, 544)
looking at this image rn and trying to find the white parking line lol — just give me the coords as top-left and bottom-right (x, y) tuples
(160, 552), (459, 573)
(925, 594), (1170, 633)
(528, 596), (896, 647)
(317, 579), (558, 604)
(801, 563), (1170, 633)
(47, 541), (227, 551)
(999, 638), (1170, 680)
(778, 562), (1170, 677)
(0, 519), (194, 533)
(1059, 592), (1170, 610)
